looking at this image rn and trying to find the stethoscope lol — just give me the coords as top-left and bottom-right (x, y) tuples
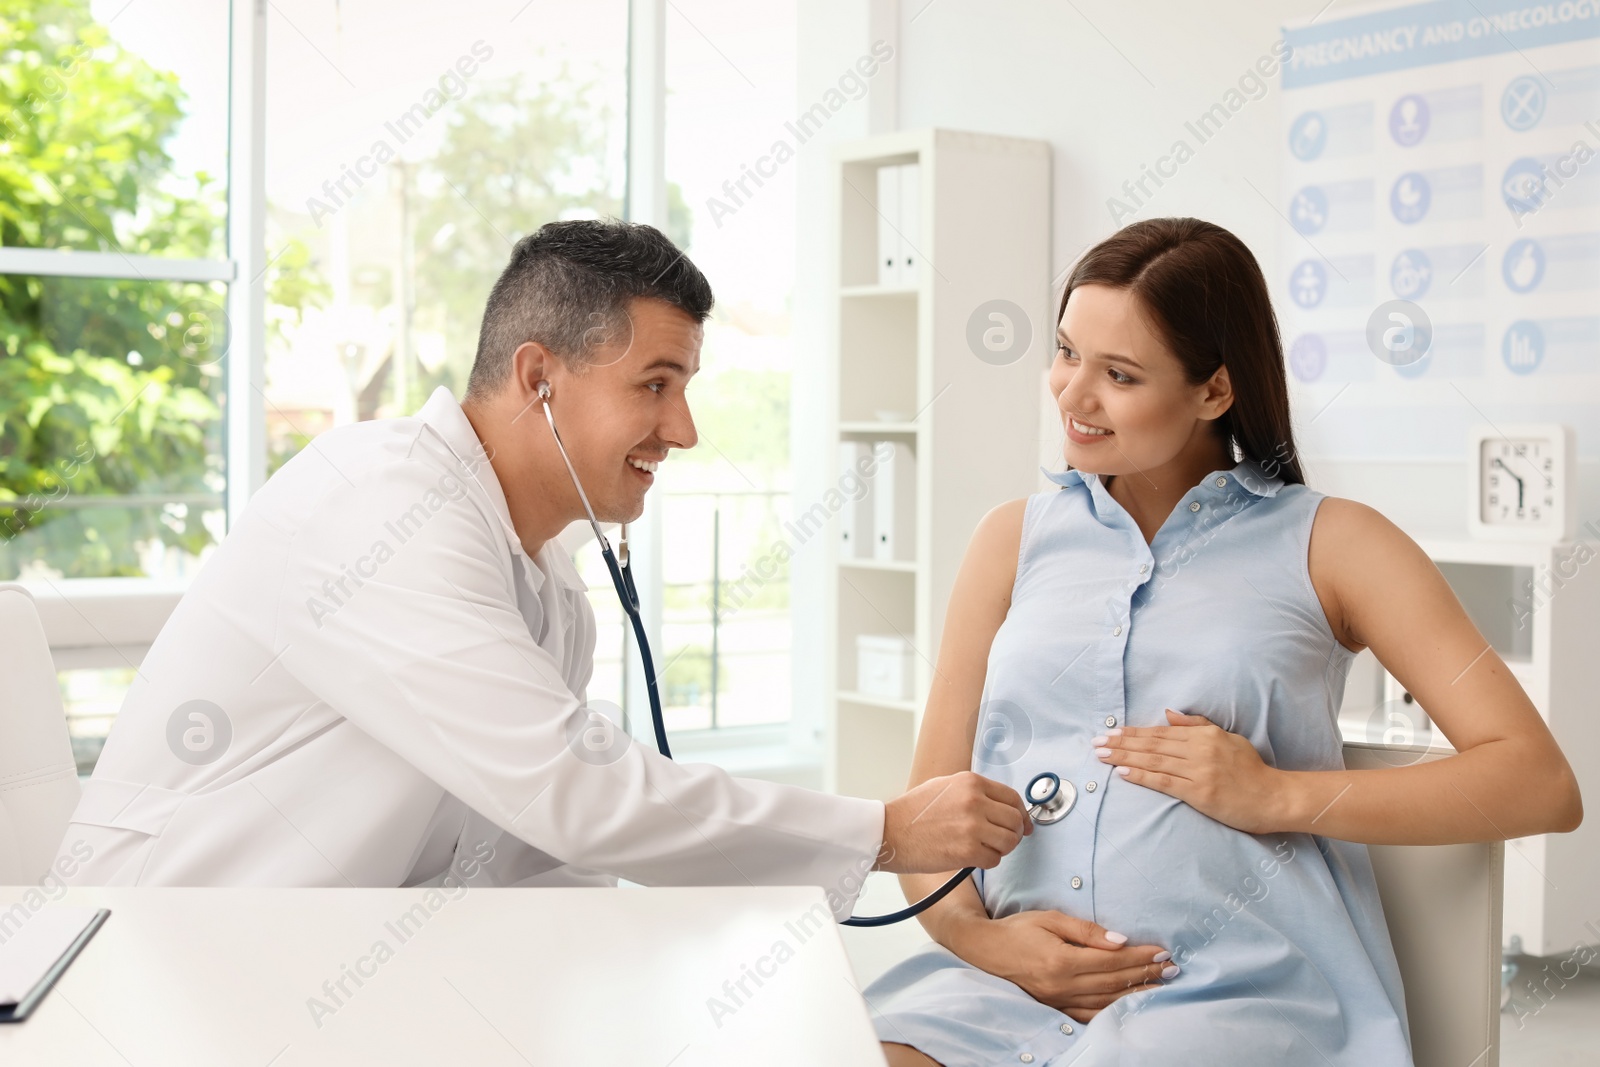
(537, 382), (1074, 926)
(537, 381), (671, 758)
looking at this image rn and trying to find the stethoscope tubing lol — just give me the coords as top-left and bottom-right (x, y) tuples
(539, 390), (991, 926)
(599, 543), (671, 759)
(539, 392), (671, 758)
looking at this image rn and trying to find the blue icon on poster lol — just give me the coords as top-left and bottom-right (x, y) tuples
(1502, 239), (1545, 293)
(1289, 111), (1328, 161)
(1391, 249), (1433, 299)
(1390, 95), (1430, 146)
(1501, 76), (1546, 132)
(1501, 320), (1545, 374)
(1289, 334), (1327, 382)
(1502, 157), (1551, 216)
(1290, 260), (1329, 308)
(1391, 172), (1431, 224)
(1291, 186), (1329, 235)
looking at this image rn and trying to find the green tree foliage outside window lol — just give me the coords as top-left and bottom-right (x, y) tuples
(0, 0), (318, 577)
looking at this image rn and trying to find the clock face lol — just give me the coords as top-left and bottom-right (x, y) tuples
(1480, 438), (1557, 525)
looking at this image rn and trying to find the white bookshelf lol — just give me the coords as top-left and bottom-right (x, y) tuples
(823, 129), (1050, 802)
(1337, 535), (1600, 957)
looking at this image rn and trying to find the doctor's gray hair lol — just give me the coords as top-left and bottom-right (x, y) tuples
(465, 219), (714, 400)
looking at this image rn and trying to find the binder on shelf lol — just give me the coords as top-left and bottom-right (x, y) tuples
(876, 164), (903, 288)
(872, 440), (916, 562)
(899, 163), (920, 285)
(838, 441), (875, 559)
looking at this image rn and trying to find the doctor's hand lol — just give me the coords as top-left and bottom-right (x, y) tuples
(945, 910), (1173, 1024)
(874, 772), (1032, 874)
(1093, 709), (1285, 834)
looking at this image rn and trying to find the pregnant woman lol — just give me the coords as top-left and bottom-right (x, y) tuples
(867, 218), (1582, 1066)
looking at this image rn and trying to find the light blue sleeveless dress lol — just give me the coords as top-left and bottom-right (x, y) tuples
(863, 459), (1413, 1066)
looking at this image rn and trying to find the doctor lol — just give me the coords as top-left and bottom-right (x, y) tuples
(56, 219), (1031, 920)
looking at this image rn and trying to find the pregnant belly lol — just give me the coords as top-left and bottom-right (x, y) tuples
(981, 782), (1305, 956)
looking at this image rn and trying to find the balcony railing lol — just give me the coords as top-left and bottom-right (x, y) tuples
(659, 488), (792, 732)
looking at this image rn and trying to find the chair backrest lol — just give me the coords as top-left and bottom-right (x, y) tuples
(1344, 742), (1503, 1067)
(0, 583), (82, 885)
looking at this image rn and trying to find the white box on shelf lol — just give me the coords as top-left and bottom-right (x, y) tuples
(838, 441), (875, 559)
(899, 163), (920, 284)
(872, 440), (916, 561)
(857, 634), (914, 702)
(876, 164), (903, 287)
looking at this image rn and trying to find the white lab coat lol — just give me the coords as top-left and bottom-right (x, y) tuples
(56, 387), (884, 919)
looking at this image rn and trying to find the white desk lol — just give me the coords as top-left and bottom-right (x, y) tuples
(0, 886), (887, 1066)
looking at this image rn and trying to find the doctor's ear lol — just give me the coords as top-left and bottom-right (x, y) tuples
(507, 340), (559, 403)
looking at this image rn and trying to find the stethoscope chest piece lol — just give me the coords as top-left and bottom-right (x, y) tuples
(1025, 771), (1076, 825)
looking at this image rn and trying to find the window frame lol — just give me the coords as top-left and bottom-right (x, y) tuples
(618, 0), (796, 756)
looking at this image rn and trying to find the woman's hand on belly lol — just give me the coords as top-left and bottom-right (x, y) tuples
(944, 910), (1174, 1023)
(1092, 708), (1286, 833)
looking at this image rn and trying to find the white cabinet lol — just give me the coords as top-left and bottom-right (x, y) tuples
(823, 129), (1051, 801)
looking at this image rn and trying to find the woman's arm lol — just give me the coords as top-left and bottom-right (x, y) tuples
(900, 500), (1173, 1022)
(1094, 497), (1583, 843)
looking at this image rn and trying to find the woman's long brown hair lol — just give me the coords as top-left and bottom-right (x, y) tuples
(1058, 217), (1306, 486)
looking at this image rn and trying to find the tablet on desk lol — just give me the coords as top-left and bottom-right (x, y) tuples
(0, 906), (111, 1023)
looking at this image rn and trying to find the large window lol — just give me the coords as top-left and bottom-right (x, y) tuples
(6, 0), (802, 770)
(260, 0), (628, 465)
(1, 0), (231, 582)
(2, 0), (235, 773)
(653, 0), (799, 733)
(258, 0), (633, 725)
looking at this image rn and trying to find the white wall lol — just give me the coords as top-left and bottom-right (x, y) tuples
(790, 0), (903, 756)
(898, 0), (1295, 296)
(796, 0), (1600, 555)
(791, 0), (1600, 750)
